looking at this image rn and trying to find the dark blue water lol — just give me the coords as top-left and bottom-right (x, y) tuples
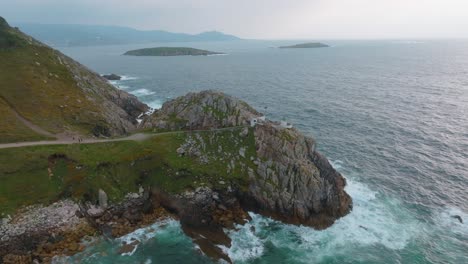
(59, 40), (468, 263)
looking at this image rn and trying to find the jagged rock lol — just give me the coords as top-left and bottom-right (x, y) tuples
(87, 206), (104, 217)
(245, 122), (352, 228)
(98, 189), (108, 209)
(141, 90), (262, 130)
(102, 73), (122, 81)
(239, 147), (246, 158)
(143, 90), (352, 229)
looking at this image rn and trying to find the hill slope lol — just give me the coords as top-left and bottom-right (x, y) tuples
(15, 23), (240, 47)
(0, 17), (148, 142)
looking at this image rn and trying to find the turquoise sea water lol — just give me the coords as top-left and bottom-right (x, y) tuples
(59, 40), (468, 263)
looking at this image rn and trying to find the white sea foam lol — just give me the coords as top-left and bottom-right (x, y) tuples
(131, 88), (156, 96)
(226, 161), (423, 263)
(117, 218), (177, 256)
(120, 75), (139, 81)
(432, 206), (467, 236)
(147, 100), (163, 110)
(108, 80), (130, 90)
(221, 221), (265, 262)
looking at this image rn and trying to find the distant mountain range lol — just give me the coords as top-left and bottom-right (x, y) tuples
(13, 23), (241, 47)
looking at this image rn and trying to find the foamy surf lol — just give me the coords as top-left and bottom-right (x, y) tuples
(117, 218), (175, 256)
(120, 75), (139, 81)
(224, 160), (423, 263)
(131, 88), (156, 96)
(432, 206), (467, 235)
(147, 100), (163, 110)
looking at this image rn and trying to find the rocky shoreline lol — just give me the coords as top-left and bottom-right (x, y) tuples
(0, 186), (253, 263)
(0, 190), (171, 263)
(1, 14), (351, 262)
(1, 91), (353, 263)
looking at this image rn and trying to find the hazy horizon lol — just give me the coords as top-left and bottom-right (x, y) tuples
(2, 0), (468, 40)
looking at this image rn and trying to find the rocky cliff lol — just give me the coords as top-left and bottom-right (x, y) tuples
(247, 122), (351, 228)
(0, 16), (148, 141)
(0, 89), (352, 263)
(141, 90), (260, 130)
(143, 90), (352, 229)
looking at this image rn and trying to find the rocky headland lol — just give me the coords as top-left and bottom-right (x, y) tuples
(1, 90), (352, 263)
(0, 15), (351, 263)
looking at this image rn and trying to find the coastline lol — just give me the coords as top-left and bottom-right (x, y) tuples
(0, 190), (171, 263)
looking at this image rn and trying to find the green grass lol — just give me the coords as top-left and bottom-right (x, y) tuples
(0, 98), (51, 143)
(0, 24), (130, 142)
(0, 128), (257, 215)
(0, 43), (106, 136)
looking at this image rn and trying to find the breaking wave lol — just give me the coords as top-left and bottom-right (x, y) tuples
(225, 160), (424, 263)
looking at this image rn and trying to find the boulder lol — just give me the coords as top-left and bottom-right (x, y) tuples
(98, 189), (108, 209)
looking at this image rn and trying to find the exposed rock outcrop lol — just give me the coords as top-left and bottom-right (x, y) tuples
(141, 90), (261, 130)
(0, 191), (168, 263)
(57, 51), (149, 136)
(144, 90), (352, 229)
(247, 122), (351, 228)
(102, 73), (121, 80)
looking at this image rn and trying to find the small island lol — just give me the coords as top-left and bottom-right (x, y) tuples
(279, 42), (329, 49)
(123, 47), (224, 56)
(102, 73), (121, 80)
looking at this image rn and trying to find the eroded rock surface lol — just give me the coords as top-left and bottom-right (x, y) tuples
(141, 90), (261, 130)
(247, 122), (352, 228)
(143, 90), (352, 230)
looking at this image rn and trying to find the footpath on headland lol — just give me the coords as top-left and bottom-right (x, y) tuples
(0, 126), (248, 150)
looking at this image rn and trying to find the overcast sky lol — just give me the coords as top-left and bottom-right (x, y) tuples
(2, 0), (468, 39)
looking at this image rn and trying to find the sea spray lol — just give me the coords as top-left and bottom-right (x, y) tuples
(223, 160), (423, 263)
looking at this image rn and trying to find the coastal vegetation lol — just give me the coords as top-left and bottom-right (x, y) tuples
(0, 127), (256, 215)
(279, 42), (329, 48)
(0, 16), (148, 142)
(123, 47), (224, 56)
(0, 16), (350, 263)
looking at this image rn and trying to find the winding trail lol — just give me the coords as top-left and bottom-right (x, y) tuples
(0, 126), (247, 150)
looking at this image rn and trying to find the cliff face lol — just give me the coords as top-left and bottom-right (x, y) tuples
(141, 90), (260, 130)
(58, 50), (149, 136)
(143, 90), (352, 228)
(0, 16), (148, 141)
(248, 122), (351, 228)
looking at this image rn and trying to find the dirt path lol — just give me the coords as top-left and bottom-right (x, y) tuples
(1, 95), (57, 138)
(0, 126), (247, 150)
(12, 109), (57, 138)
(0, 133), (153, 149)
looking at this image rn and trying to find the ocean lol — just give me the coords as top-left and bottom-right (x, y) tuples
(58, 39), (468, 263)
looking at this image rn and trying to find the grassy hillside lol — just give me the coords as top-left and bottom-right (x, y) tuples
(0, 128), (257, 215)
(0, 16), (147, 143)
(0, 98), (52, 143)
(0, 40), (105, 136)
